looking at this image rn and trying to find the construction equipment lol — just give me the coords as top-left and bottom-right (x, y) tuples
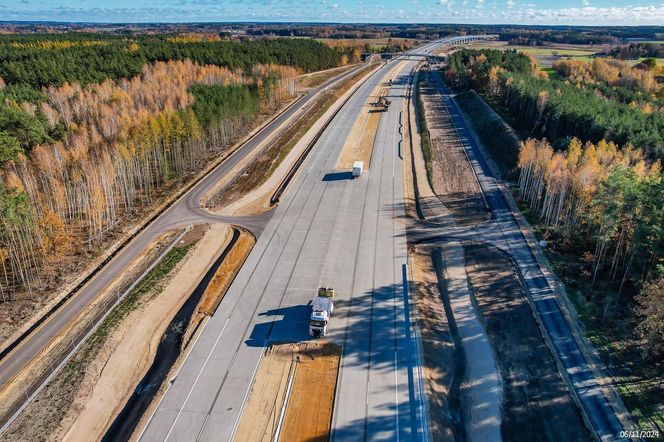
(309, 287), (335, 338)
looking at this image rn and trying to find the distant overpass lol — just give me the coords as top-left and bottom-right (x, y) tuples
(363, 34), (499, 63)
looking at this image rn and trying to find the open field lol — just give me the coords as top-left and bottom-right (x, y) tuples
(464, 40), (602, 67)
(233, 342), (340, 442)
(464, 244), (589, 441)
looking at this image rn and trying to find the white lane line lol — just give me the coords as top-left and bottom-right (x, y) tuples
(395, 350), (400, 442)
(163, 317), (230, 442)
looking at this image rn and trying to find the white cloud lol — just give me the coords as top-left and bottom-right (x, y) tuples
(582, 0), (590, 5)
(506, 0), (515, 7)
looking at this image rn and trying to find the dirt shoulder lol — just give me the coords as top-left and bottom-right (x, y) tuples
(234, 342), (340, 442)
(410, 246), (458, 441)
(464, 244), (589, 442)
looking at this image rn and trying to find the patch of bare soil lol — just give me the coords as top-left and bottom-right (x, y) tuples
(419, 73), (487, 226)
(411, 246), (464, 442)
(280, 342), (340, 442)
(464, 244), (590, 442)
(234, 341), (340, 442)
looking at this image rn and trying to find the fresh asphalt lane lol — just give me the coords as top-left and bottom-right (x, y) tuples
(139, 45), (442, 441)
(425, 72), (624, 441)
(0, 64), (365, 398)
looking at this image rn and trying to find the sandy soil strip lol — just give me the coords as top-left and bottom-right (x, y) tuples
(234, 342), (341, 442)
(410, 247), (457, 441)
(198, 229), (255, 317)
(233, 344), (299, 442)
(279, 342), (341, 442)
(336, 61), (406, 170)
(59, 224), (230, 441)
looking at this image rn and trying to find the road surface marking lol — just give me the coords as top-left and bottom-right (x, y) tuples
(163, 318), (230, 442)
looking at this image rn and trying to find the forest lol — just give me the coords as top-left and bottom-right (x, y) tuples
(0, 34), (325, 301)
(446, 48), (664, 160)
(445, 47), (664, 359)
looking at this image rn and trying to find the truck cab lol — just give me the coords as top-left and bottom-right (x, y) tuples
(352, 161), (363, 178)
(309, 309), (330, 338)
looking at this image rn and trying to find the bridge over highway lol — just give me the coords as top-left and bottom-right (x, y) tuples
(364, 34), (498, 63)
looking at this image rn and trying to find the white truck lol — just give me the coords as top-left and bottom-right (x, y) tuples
(352, 161), (363, 178)
(309, 287), (334, 338)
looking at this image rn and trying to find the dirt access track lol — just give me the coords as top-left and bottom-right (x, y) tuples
(233, 342), (341, 442)
(336, 61), (407, 170)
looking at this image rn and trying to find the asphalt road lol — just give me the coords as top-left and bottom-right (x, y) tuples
(0, 62), (366, 402)
(408, 70), (624, 441)
(139, 39), (455, 442)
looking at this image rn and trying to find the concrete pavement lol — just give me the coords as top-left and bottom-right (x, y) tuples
(140, 39), (448, 442)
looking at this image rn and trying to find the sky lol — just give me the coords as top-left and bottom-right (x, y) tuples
(1, 0), (664, 25)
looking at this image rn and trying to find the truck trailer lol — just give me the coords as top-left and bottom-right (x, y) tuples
(309, 287), (335, 337)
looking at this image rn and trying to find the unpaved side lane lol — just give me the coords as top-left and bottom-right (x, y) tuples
(442, 241), (501, 442)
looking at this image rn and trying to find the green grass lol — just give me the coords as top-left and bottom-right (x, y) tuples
(540, 67), (560, 80)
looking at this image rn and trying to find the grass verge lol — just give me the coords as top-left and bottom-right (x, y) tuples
(453, 90), (522, 179)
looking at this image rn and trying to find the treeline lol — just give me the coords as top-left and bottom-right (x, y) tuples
(445, 49), (535, 90)
(0, 36), (340, 89)
(493, 72), (664, 160)
(517, 137), (664, 354)
(552, 58), (660, 96)
(444, 49), (664, 161)
(610, 42), (664, 60)
(0, 57), (299, 300)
